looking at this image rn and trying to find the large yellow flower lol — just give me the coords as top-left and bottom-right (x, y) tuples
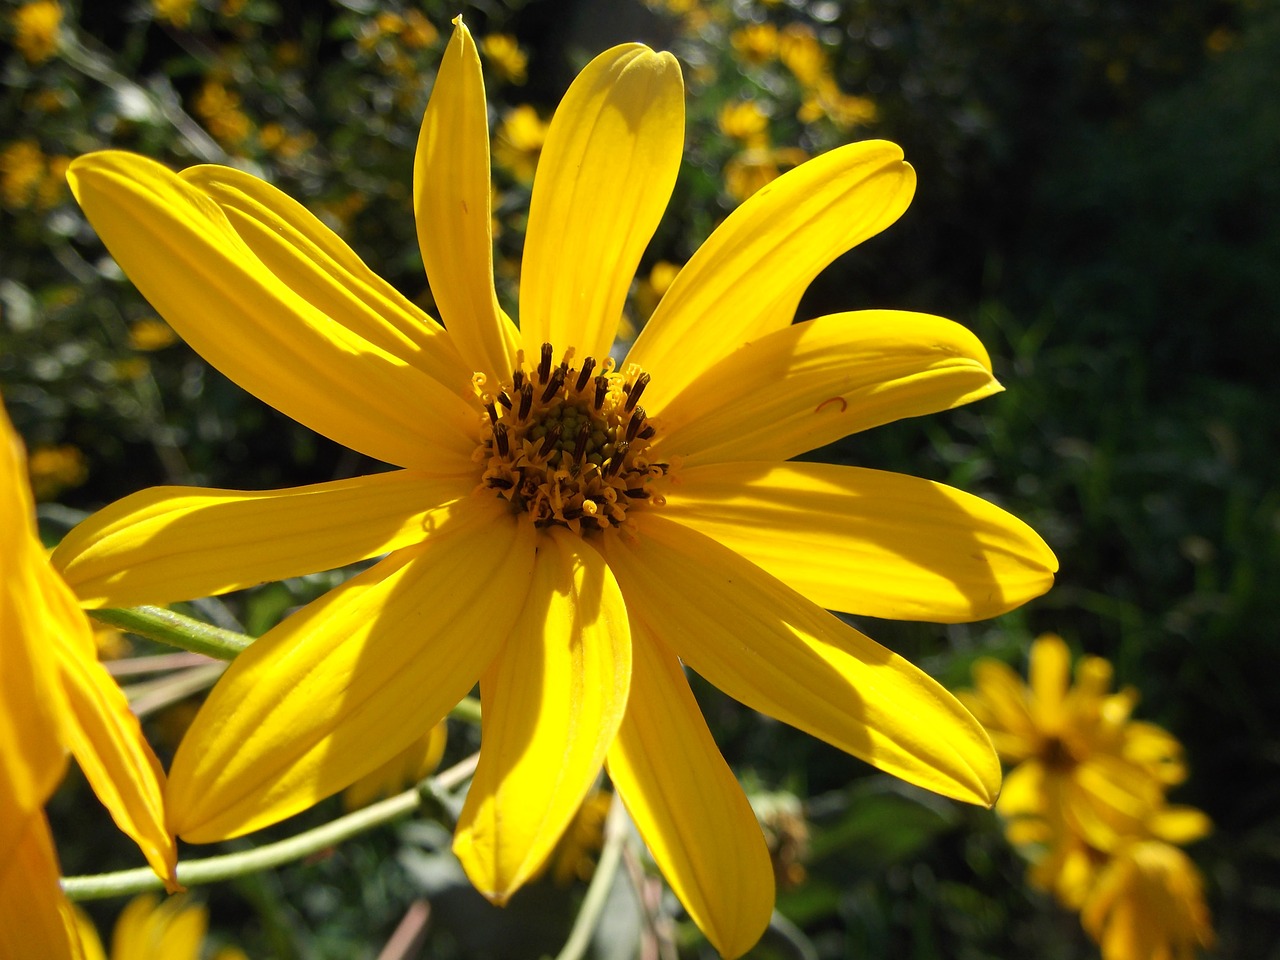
(56, 19), (1055, 956)
(0, 400), (176, 960)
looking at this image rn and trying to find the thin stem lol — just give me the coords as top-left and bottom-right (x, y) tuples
(89, 606), (251, 660)
(62, 752), (480, 902)
(553, 794), (628, 960)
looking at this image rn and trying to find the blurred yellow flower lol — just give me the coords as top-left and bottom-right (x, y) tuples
(1, 400), (176, 959)
(493, 104), (548, 182)
(76, 895), (204, 960)
(730, 22), (778, 66)
(800, 82), (878, 130)
(12, 0), (63, 64)
(777, 24), (827, 88)
(61, 17), (1055, 957)
(544, 789), (612, 886)
(632, 260), (682, 325)
(27, 443), (88, 500)
(717, 99), (770, 146)
(1081, 839), (1215, 960)
(128, 317), (179, 352)
(480, 33), (527, 84)
(400, 10), (438, 49)
(152, 0), (195, 29)
(194, 80), (252, 148)
(1, 139), (45, 208)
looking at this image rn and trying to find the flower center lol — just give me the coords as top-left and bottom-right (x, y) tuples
(472, 343), (669, 533)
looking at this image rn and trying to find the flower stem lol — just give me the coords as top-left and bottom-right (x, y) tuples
(90, 606), (251, 660)
(553, 794), (628, 960)
(61, 752), (480, 901)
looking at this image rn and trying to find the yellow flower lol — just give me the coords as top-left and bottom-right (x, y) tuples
(480, 33), (527, 84)
(1080, 839), (1215, 960)
(128, 317), (179, 352)
(400, 10), (438, 50)
(0, 400), (177, 960)
(12, 0), (63, 64)
(58, 19), (1055, 957)
(777, 24), (827, 88)
(542, 788), (613, 886)
(1, 139), (46, 208)
(152, 0), (195, 29)
(730, 22), (779, 66)
(492, 104), (548, 183)
(194, 81), (252, 148)
(27, 443), (88, 500)
(76, 894), (207, 960)
(716, 99), (770, 146)
(960, 634), (1186, 859)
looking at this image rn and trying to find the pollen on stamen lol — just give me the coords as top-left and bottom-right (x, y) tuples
(475, 342), (670, 532)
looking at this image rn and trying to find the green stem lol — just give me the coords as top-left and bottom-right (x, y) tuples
(90, 606), (251, 660)
(552, 795), (627, 960)
(62, 753), (480, 901)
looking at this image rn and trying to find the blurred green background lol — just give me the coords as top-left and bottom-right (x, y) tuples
(4, 0), (1277, 956)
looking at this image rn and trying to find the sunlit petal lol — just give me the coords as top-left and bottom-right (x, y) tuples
(653, 310), (999, 465)
(605, 515), (1000, 807)
(520, 43), (683, 361)
(166, 496), (536, 842)
(415, 19), (521, 379)
(54, 470), (472, 609)
(68, 151), (476, 473)
(1028, 633), (1071, 732)
(607, 623), (773, 960)
(0, 814), (82, 960)
(627, 142), (915, 410)
(181, 164), (472, 393)
(455, 528), (630, 903)
(112, 895), (206, 960)
(663, 461), (1056, 622)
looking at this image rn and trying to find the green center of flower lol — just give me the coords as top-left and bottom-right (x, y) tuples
(472, 343), (669, 533)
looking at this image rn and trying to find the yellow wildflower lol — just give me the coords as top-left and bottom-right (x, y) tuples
(128, 317), (178, 351)
(12, 0), (62, 64)
(1, 399), (177, 960)
(151, 0), (195, 29)
(632, 260), (682, 325)
(194, 80), (252, 148)
(60, 18), (1055, 957)
(400, 10), (438, 49)
(542, 789), (613, 886)
(76, 894), (205, 960)
(717, 99), (770, 146)
(1080, 838), (1215, 960)
(801, 81), (878, 130)
(493, 104), (548, 182)
(730, 22), (778, 66)
(777, 23), (827, 88)
(480, 33), (527, 84)
(27, 443), (88, 500)
(1, 140), (45, 208)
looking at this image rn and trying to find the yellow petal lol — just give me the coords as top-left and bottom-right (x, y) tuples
(605, 515), (1000, 807)
(67, 151), (476, 473)
(653, 310), (1000, 466)
(1028, 633), (1071, 731)
(454, 528), (631, 903)
(520, 44), (684, 362)
(414, 18), (521, 379)
(662, 462), (1057, 622)
(166, 496), (536, 842)
(181, 164), (472, 394)
(1149, 805), (1212, 845)
(994, 760), (1048, 820)
(627, 141), (915, 411)
(606, 623), (774, 960)
(55, 620), (177, 887)
(112, 895), (206, 960)
(54, 470), (471, 609)
(969, 658), (1038, 755)
(72, 906), (107, 960)
(0, 814), (83, 960)
(0, 407), (70, 862)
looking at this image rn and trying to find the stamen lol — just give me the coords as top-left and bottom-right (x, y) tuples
(625, 373), (650, 412)
(540, 368), (566, 404)
(538, 343), (554, 384)
(572, 422), (591, 463)
(637, 424), (656, 440)
(512, 370), (525, 392)
(593, 376), (609, 411)
(575, 357), (596, 392)
(484, 399), (499, 424)
(538, 424), (562, 459)
(604, 440), (630, 477)
(496, 391), (512, 410)
(625, 406), (646, 442)
(518, 383), (534, 420)
(494, 422), (509, 457)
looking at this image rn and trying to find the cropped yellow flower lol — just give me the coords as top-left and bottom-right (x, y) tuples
(151, 0), (195, 29)
(1, 400), (176, 960)
(480, 33), (527, 84)
(723, 144), (808, 202)
(493, 105), (548, 183)
(77, 894), (203, 960)
(58, 19), (1055, 957)
(28, 443), (89, 500)
(1080, 838), (1215, 960)
(12, 0), (63, 64)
